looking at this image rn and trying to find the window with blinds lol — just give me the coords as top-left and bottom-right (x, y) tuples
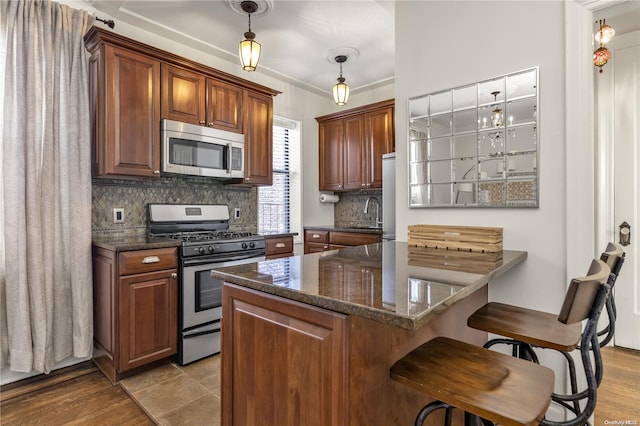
(258, 118), (301, 239)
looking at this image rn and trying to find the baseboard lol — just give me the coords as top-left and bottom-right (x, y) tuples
(0, 361), (97, 403)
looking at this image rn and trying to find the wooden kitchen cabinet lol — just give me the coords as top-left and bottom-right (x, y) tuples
(265, 235), (294, 259)
(242, 90), (273, 185)
(222, 283), (347, 426)
(316, 99), (394, 191)
(84, 27), (278, 182)
(87, 43), (161, 178)
(304, 228), (381, 254)
(92, 246), (178, 383)
(161, 64), (244, 133)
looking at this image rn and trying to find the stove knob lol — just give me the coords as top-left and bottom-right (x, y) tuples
(198, 247), (205, 254)
(249, 242), (255, 249)
(208, 246), (214, 253)
(241, 242), (248, 249)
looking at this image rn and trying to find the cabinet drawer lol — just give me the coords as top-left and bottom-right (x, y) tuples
(305, 230), (329, 243)
(266, 236), (294, 256)
(118, 247), (177, 276)
(304, 242), (331, 254)
(329, 232), (380, 247)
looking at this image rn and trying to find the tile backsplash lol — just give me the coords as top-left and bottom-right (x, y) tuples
(333, 190), (383, 228)
(92, 176), (257, 237)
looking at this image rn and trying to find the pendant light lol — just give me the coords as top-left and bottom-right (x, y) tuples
(593, 19), (615, 74)
(239, 1), (261, 72)
(490, 91), (503, 127)
(332, 55), (350, 106)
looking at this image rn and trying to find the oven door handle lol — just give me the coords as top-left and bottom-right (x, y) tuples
(182, 252), (265, 267)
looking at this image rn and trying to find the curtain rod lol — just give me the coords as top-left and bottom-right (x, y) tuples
(95, 16), (115, 29)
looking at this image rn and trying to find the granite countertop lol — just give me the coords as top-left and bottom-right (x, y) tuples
(212, 241), (527, 330)
(304, 225), (383, 234)
(92, 235), (181, 252)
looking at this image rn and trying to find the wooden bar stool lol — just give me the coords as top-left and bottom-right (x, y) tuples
(391, 336), (555, 426)
(467, 258), (613, 424)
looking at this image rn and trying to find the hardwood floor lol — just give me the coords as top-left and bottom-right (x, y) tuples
(1, 363), (153, 425)
(1, 347), (638, 425)
(594, 346), (640, 425)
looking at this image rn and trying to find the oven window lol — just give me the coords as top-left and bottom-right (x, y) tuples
(194, 270), (222, 311)
(169, 138), (226, 169)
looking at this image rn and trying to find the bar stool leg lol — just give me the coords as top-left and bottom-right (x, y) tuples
(415, 401), (451, 426)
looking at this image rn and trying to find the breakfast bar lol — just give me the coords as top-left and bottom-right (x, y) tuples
(212, 241), (527, 426)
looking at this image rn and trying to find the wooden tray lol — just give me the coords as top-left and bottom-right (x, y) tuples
(408, 246), (503, 274)
(408, 224), (503, 253)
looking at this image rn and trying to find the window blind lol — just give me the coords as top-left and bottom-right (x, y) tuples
(258, 118), (301, 238)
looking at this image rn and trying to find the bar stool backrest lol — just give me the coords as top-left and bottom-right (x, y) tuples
(558, 259), (611, 325)
(600, 242), (625, 281)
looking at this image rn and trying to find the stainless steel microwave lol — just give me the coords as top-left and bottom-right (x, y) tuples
(161, 119), (244, 179)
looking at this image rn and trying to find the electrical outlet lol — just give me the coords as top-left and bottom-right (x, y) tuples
(234, 208), (241, 219)
(113, 208), (124, 224)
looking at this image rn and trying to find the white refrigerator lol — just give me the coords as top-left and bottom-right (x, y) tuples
(382, 153), (395, 240)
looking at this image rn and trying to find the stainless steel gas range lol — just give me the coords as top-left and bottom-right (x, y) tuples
(148, 203), (265, 365)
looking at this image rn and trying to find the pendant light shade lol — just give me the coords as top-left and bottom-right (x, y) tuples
(593, 19), (615, 73)
(332, 55), (350, 106)
(239, 1), (261, 72)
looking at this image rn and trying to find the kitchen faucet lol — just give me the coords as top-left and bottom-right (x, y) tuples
(363, 197), (382, 228)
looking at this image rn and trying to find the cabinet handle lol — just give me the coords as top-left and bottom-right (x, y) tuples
(153, 170), (160, 175)
(323, 245), (329, 249)
(171, 272), (178, 279)
(142, 256), (160, 264)
(208, 122), (214, 127)
(312, 234), (320, 239)
(361, 184), (366, 187)
(275, 242), (285, 248)
(199, 120), (205, 125)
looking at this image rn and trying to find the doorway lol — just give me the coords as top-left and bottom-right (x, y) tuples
(596, 23), (640, 349)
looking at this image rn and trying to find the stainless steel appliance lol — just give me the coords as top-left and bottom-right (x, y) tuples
(161, 119), (244, 179)
(148, 203), (265, 365)
(382, 153), (396, 241)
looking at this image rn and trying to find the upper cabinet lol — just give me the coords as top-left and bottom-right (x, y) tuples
(243, 90), (273, 185)
(161, 64), (244, 133)
(88, 44), (161, 178)
(84, 26), (278, 182)
(316, 99), (394, 192)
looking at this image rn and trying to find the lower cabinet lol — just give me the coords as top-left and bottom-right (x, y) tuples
(222, 283), (347, 426)
(92, 246), (178, 382)
(264, 235), (294, 259)
(303, 228), (381, 254)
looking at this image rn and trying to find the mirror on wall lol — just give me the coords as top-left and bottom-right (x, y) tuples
(408, 67), (538, 208)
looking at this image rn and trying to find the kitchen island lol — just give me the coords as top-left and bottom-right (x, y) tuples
(212, 241), (526, 426)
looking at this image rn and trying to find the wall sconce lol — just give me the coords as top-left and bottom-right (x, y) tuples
(332, 55), (350, 106)
(239, 1), (261, 72)
(593, 19), (615, 73)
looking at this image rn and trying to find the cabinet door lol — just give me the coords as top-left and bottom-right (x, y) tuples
(118, 269), (177, 372)
(343, 115), (365, 190)
(243, 90), (273, 185)
(98, 45), (161, 178)
(161, 63), (206, 125)
(206, 78), (243, 133)
(365, 107), (394, 188)
(318, 119), (344, 191)
(222, 284), (347, 426)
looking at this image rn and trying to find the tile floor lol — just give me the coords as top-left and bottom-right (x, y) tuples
(120, 355), (221, 425)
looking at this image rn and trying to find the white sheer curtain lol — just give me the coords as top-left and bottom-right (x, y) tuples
(0, 0), (94, 373)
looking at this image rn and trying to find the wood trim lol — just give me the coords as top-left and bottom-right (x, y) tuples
(84, 26), (280, 97)
(0, 361), (96, 403)
(315, 99), (394, 122)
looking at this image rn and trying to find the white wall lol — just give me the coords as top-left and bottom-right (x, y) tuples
(396, 0), (569, 310)
(395, 0), (600, 397)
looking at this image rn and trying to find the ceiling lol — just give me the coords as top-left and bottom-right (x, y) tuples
(87, 0), (395, 98)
